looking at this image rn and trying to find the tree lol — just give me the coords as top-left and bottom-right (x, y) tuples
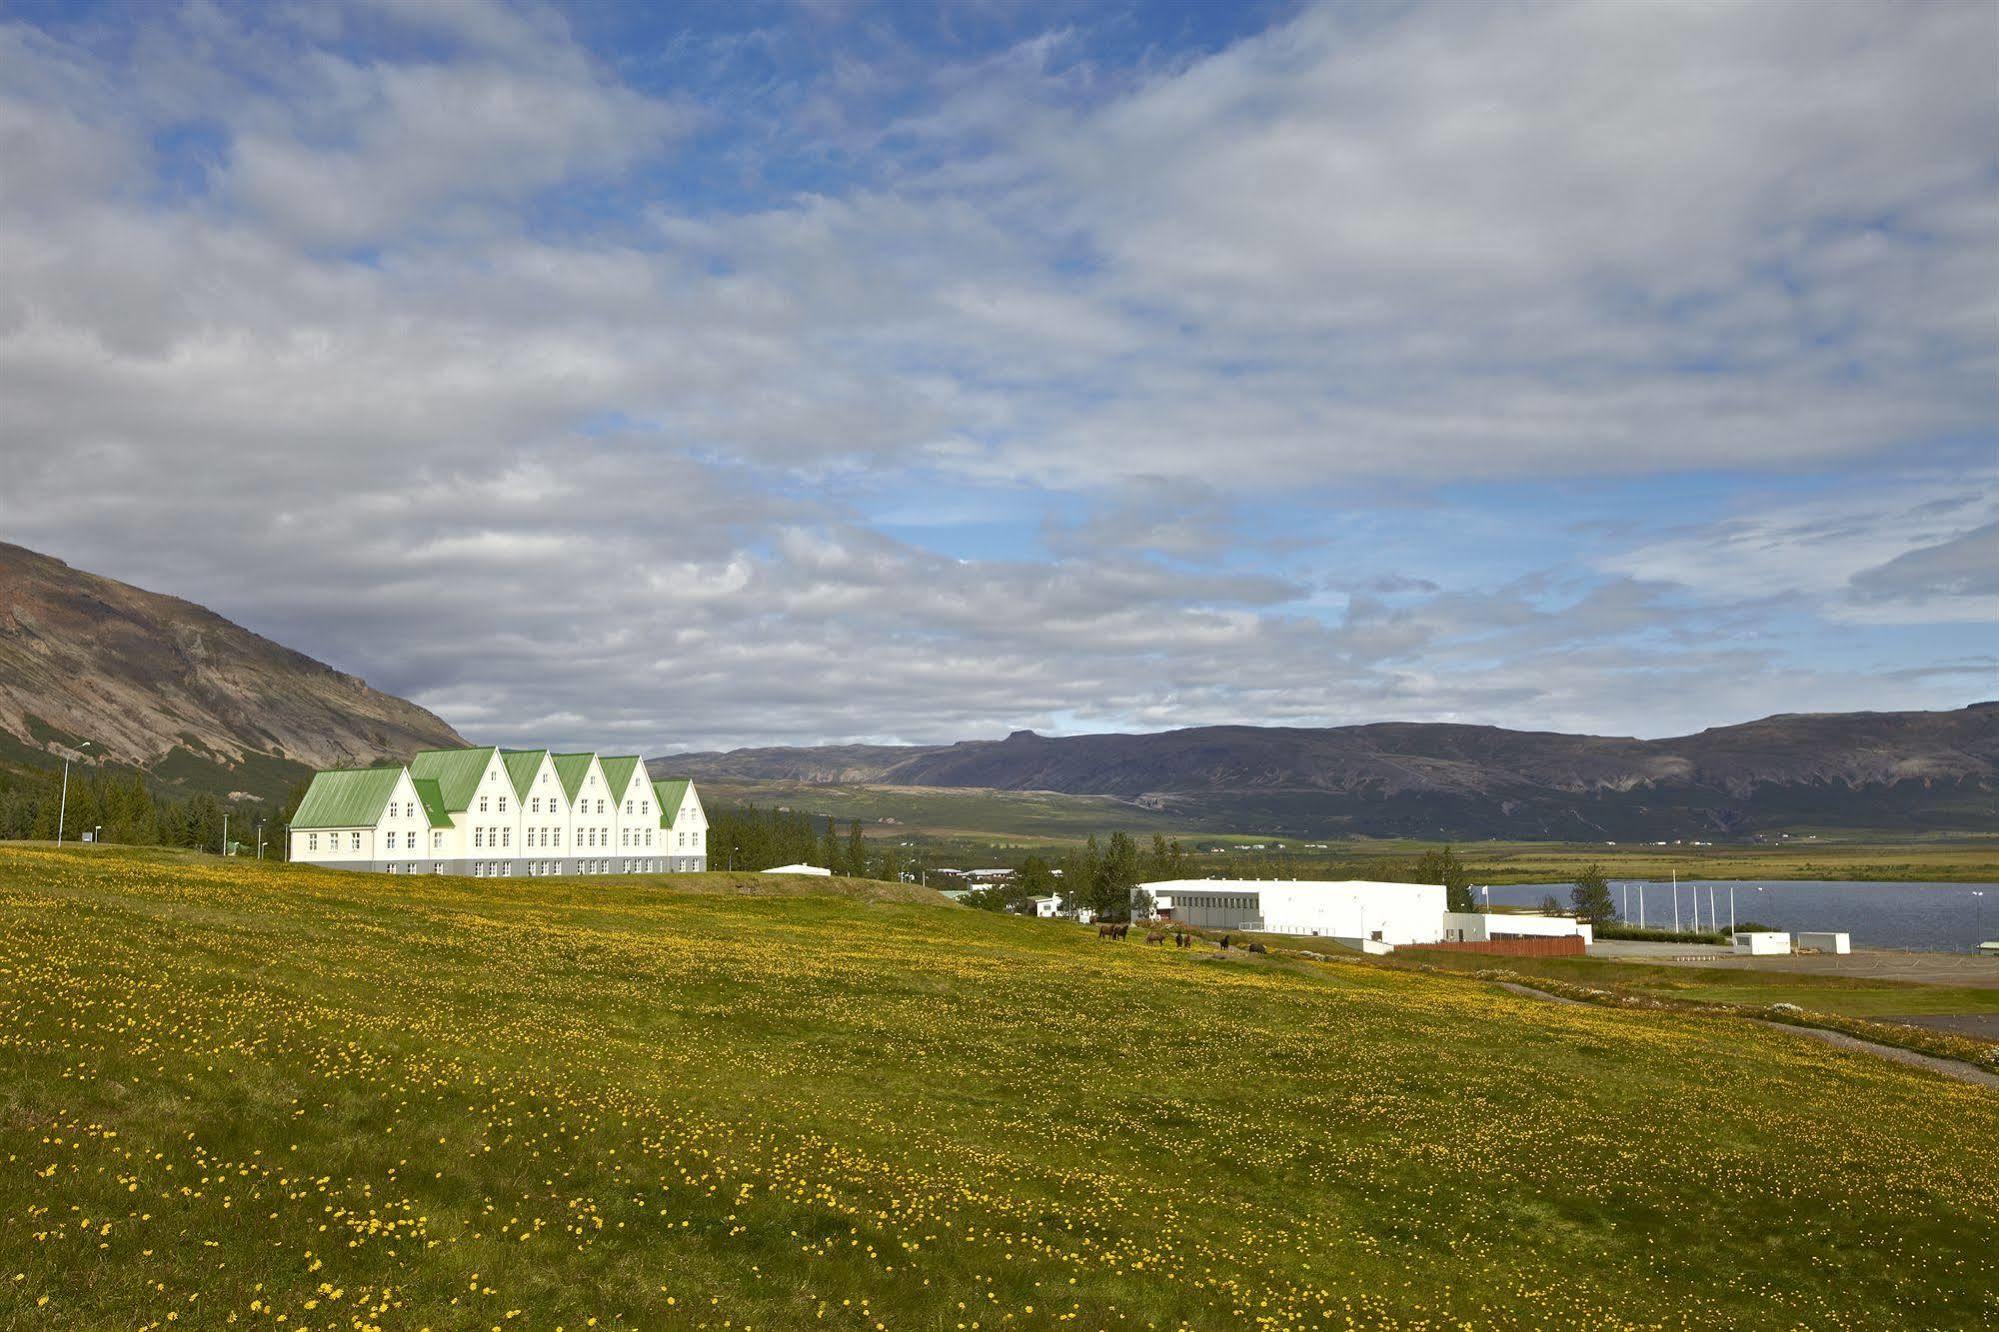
(846, 820), (867, 878)
(1538, 893), (1564, 915)
(1570, 863), (1615, 925)
(1091, 831), (1141, 921)
(1016, 855), (1056, 901)
(819, 817), (841, 874)
(1413, 845), (1476, 913)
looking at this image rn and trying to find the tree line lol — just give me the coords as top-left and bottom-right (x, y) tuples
(703, 805), (909, 882)
(0, 766), (305, 854)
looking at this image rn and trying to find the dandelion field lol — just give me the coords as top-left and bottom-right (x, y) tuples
(1, 846), (1995, 1330)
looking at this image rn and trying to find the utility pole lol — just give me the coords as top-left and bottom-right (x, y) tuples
(1672, 869), (1680, 932)
(221, 812), (228, 858)
(1729, 885), (1736, 935)
(1638, 880), (1645, 929)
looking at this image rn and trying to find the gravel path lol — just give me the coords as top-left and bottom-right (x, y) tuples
(1490, 979), (1999, 1090)
(1756, 1022), (1999, 1090)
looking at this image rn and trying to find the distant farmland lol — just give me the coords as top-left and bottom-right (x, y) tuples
(2, 845), (1995, 1328)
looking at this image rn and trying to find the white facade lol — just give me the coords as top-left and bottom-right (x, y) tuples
(1734, 931), (1793, 956)
(657, 781), (708, 870)
(289, 745), (706, 877)
(1441, 911), (1594, 946)
(1143, 879), (1449, 947)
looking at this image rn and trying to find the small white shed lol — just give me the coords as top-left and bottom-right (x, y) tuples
(1733, 931), (1792, 956)
(1796, 931), (1851, 954)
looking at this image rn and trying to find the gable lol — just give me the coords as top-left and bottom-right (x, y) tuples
(652, 778), (690, 828)
(292, 767), (403, 829)
(408, 746), (499, 812)
(500, 748), (549, 801)
(598, 755), (640, 801)
(551, 752), (597, 803)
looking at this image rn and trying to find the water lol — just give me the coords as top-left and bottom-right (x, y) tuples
(1487, 880), (1998, 954)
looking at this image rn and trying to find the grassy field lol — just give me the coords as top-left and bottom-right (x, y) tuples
(3, 846), (1997, 1329)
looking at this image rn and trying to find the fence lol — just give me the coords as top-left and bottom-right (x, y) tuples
(1400, 935), (1587, 958)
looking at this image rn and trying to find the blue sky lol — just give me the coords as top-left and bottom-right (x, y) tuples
(0, 0), (1992, 751)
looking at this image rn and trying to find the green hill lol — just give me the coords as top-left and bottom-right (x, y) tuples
(2, 846), (1994, 1328)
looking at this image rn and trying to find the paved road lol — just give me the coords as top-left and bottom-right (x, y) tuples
(1888, 1012), (1999, 1039)
(1592, 946), (1999, 988)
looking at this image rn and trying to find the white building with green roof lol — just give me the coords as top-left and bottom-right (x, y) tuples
(287, 745), (706, 877)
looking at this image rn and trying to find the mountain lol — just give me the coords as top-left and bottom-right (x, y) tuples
(657, 706), (1999, 838)
(0, 542), (465, 802)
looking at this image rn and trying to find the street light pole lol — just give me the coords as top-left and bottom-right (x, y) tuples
(56, 741), (94, 846)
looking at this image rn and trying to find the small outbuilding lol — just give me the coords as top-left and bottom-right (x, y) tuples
(1733, 931), (1793, 956)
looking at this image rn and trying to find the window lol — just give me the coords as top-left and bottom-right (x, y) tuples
(387, 802), (397, 818)
(433, 831), (444, 850)
(474, 829), (484, 848)
(597, 799), (606, 814)
(350, 832), (362, 851)
(308, 833), (319, 851)
(502, 828), (511, 848)
(498, 796), (508, 814)
(621, 829), (629, 847)
(645, 829), (653, 847)
(531, 797), (540, 814)
(642, 801), (650, 815)
(625, 800), (633, 815)
(554, 828), (562, 846)
(479, 797), (489, 814)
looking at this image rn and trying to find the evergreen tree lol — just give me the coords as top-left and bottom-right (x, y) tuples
(846, 820), (867, 878)
(819, 817), (841, 874)
(1570, 863), (1616, 925)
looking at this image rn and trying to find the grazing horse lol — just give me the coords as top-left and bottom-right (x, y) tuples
(1247, 941), (1268, 955)
(1097, 922), (1117, 940)
(1220, 934), (1232, 950)
(1173, 931), (1188, 948)
(1145, 930), (1165, 945)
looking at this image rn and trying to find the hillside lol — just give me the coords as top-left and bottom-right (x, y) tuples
(0, 542), (464, 800)
(661, 706), (1999, 838)
(2, 844), (1995, 1328)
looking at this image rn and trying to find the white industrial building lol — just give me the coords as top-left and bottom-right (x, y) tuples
(1141, 878), (1593, 954)
(1142, 879), (1450, 951)
(288, 746), (706, 877)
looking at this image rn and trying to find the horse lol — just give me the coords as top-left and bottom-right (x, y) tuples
(1145, 930), (1165, 945)
(1220, 934), (1232, 950)
(1247, 941), (1268, 955)
(1097, 922), (1117, 940)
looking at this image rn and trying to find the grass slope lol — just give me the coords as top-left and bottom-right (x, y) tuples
(2, 846), (1995, 1330)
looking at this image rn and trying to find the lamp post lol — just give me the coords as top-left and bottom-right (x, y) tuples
(56, 741), (94, 845)
(1974, 890), (1987, 946)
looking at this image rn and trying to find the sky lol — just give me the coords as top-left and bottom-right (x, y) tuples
(0, 0), (1993, 754)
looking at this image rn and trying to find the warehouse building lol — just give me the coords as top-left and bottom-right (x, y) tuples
(1140, 878), (1593, 954)
(288, 745), (706, 876)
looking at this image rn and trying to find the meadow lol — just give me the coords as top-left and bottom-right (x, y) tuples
(2, 845), (1996, 1330)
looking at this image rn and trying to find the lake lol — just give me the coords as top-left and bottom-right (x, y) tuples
(1488, 880), (1999, 953)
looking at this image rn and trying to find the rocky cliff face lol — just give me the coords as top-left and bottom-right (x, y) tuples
(0, 542), (464, 794)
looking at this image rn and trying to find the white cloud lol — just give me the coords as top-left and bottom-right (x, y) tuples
(0, 0), (1989, 750)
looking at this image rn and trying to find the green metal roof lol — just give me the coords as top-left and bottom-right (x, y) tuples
(407, 747), (496, 812)
(652, 778), (690, 828)
(598, 755), (640, 799)
(410, 777), (453, 829)
(291, 767), (403, 829)
(551, 753), (596, 803)
(499, 748), (547, 801)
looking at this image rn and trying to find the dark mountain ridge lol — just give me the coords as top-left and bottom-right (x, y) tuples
(658, 706), (1999, 838)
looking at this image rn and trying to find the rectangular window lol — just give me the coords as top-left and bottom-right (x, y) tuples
(479, 797), (489, 814)
(625, 800), (633, 815)
(308, 833), (319, 851)
(474, 829), (484, 848)
(433, 831), (443, 849)
(350, 832), (362, 851)
(531, 797), (540, 814)
(502, 828), (511, 848)
(645, 829), (653, 847)
(499, 796), (508, 813)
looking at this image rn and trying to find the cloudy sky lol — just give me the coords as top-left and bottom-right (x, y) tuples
(1, 0), (1993, 753)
